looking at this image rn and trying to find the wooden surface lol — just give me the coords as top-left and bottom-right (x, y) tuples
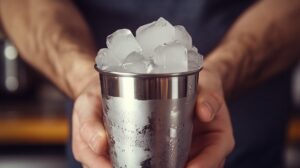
(0, 99), (68, 144)
(288, 117), (300, 143)
(1, 117), (300, 144)
(0, 99), (299, 144)
(0, 117), (68, 144)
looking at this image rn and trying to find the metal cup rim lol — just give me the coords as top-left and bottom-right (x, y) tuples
(94, 64), (202, 78)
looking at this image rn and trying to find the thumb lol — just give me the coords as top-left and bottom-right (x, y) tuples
(74, 93), (108, 155)
(196, 92), (223, 122)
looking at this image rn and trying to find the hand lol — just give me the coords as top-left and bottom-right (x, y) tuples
(71, 65), (234, 168)
(187, 67), (235, 168)
(72, 74), (112, 168)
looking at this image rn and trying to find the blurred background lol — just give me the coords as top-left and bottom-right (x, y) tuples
(0, 36), (68, 168)
(0, 36), (300, 168)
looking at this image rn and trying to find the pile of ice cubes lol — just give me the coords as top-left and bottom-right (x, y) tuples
(95, 17), (203, 74)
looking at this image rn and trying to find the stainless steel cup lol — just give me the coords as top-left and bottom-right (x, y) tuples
(96, 66), (201, 168)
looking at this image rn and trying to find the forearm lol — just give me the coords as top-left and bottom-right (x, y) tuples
(206, 0), (300, 97)
(0, 0), (97, 99)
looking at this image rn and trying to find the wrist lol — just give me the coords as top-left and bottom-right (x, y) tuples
(64, 50), (99, 99)
(203, 58), (228, 95)
(204, 42), (245, 97)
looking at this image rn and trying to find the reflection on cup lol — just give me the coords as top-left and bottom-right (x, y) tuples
(96, 66), (201, 168)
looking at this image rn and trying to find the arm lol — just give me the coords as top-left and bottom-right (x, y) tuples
(206, 0), (300, 97)
(188, 0), (300, 167)
(0, 1), (111, 168)
(0, 0), (97, 99)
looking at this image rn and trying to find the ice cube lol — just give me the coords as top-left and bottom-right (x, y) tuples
(174, 25), (192, 50)
(135, 21), (155, 34)
(188, 50), (203, 70)
(95, 48), (121, 69)
(122, 52), (154, 73)
(106, 29), (142, 61)
(96, 18), (202, 74)
(153, 43), (188, 73)
(191, 46), (198, 53)
(136, 17), (175, 58)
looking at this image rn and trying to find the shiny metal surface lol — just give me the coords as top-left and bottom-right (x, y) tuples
(96, 65), (201, 78)
(97, 67), (200, 168)
(98, 66), (200, 100)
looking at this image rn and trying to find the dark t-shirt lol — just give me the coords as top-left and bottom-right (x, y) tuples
(74, 0), (254, 55)
(67, 0), (291, 167)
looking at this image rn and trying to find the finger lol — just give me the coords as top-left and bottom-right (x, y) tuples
(187, 136), (228, 168)
(74, 92), (108, 155)
(188, 106), (234, 168)
(196, 91), (223, 122)
(218, 160), (225, 168)
(77, 144), (111, 168)
(73, 109), (112, 168)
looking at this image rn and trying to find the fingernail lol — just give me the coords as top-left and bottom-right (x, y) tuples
(202, 102), (215, 121)
(89, 133), (101, 153)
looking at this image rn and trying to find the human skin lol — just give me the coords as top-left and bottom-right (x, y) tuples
(0, 0), (300, 168)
